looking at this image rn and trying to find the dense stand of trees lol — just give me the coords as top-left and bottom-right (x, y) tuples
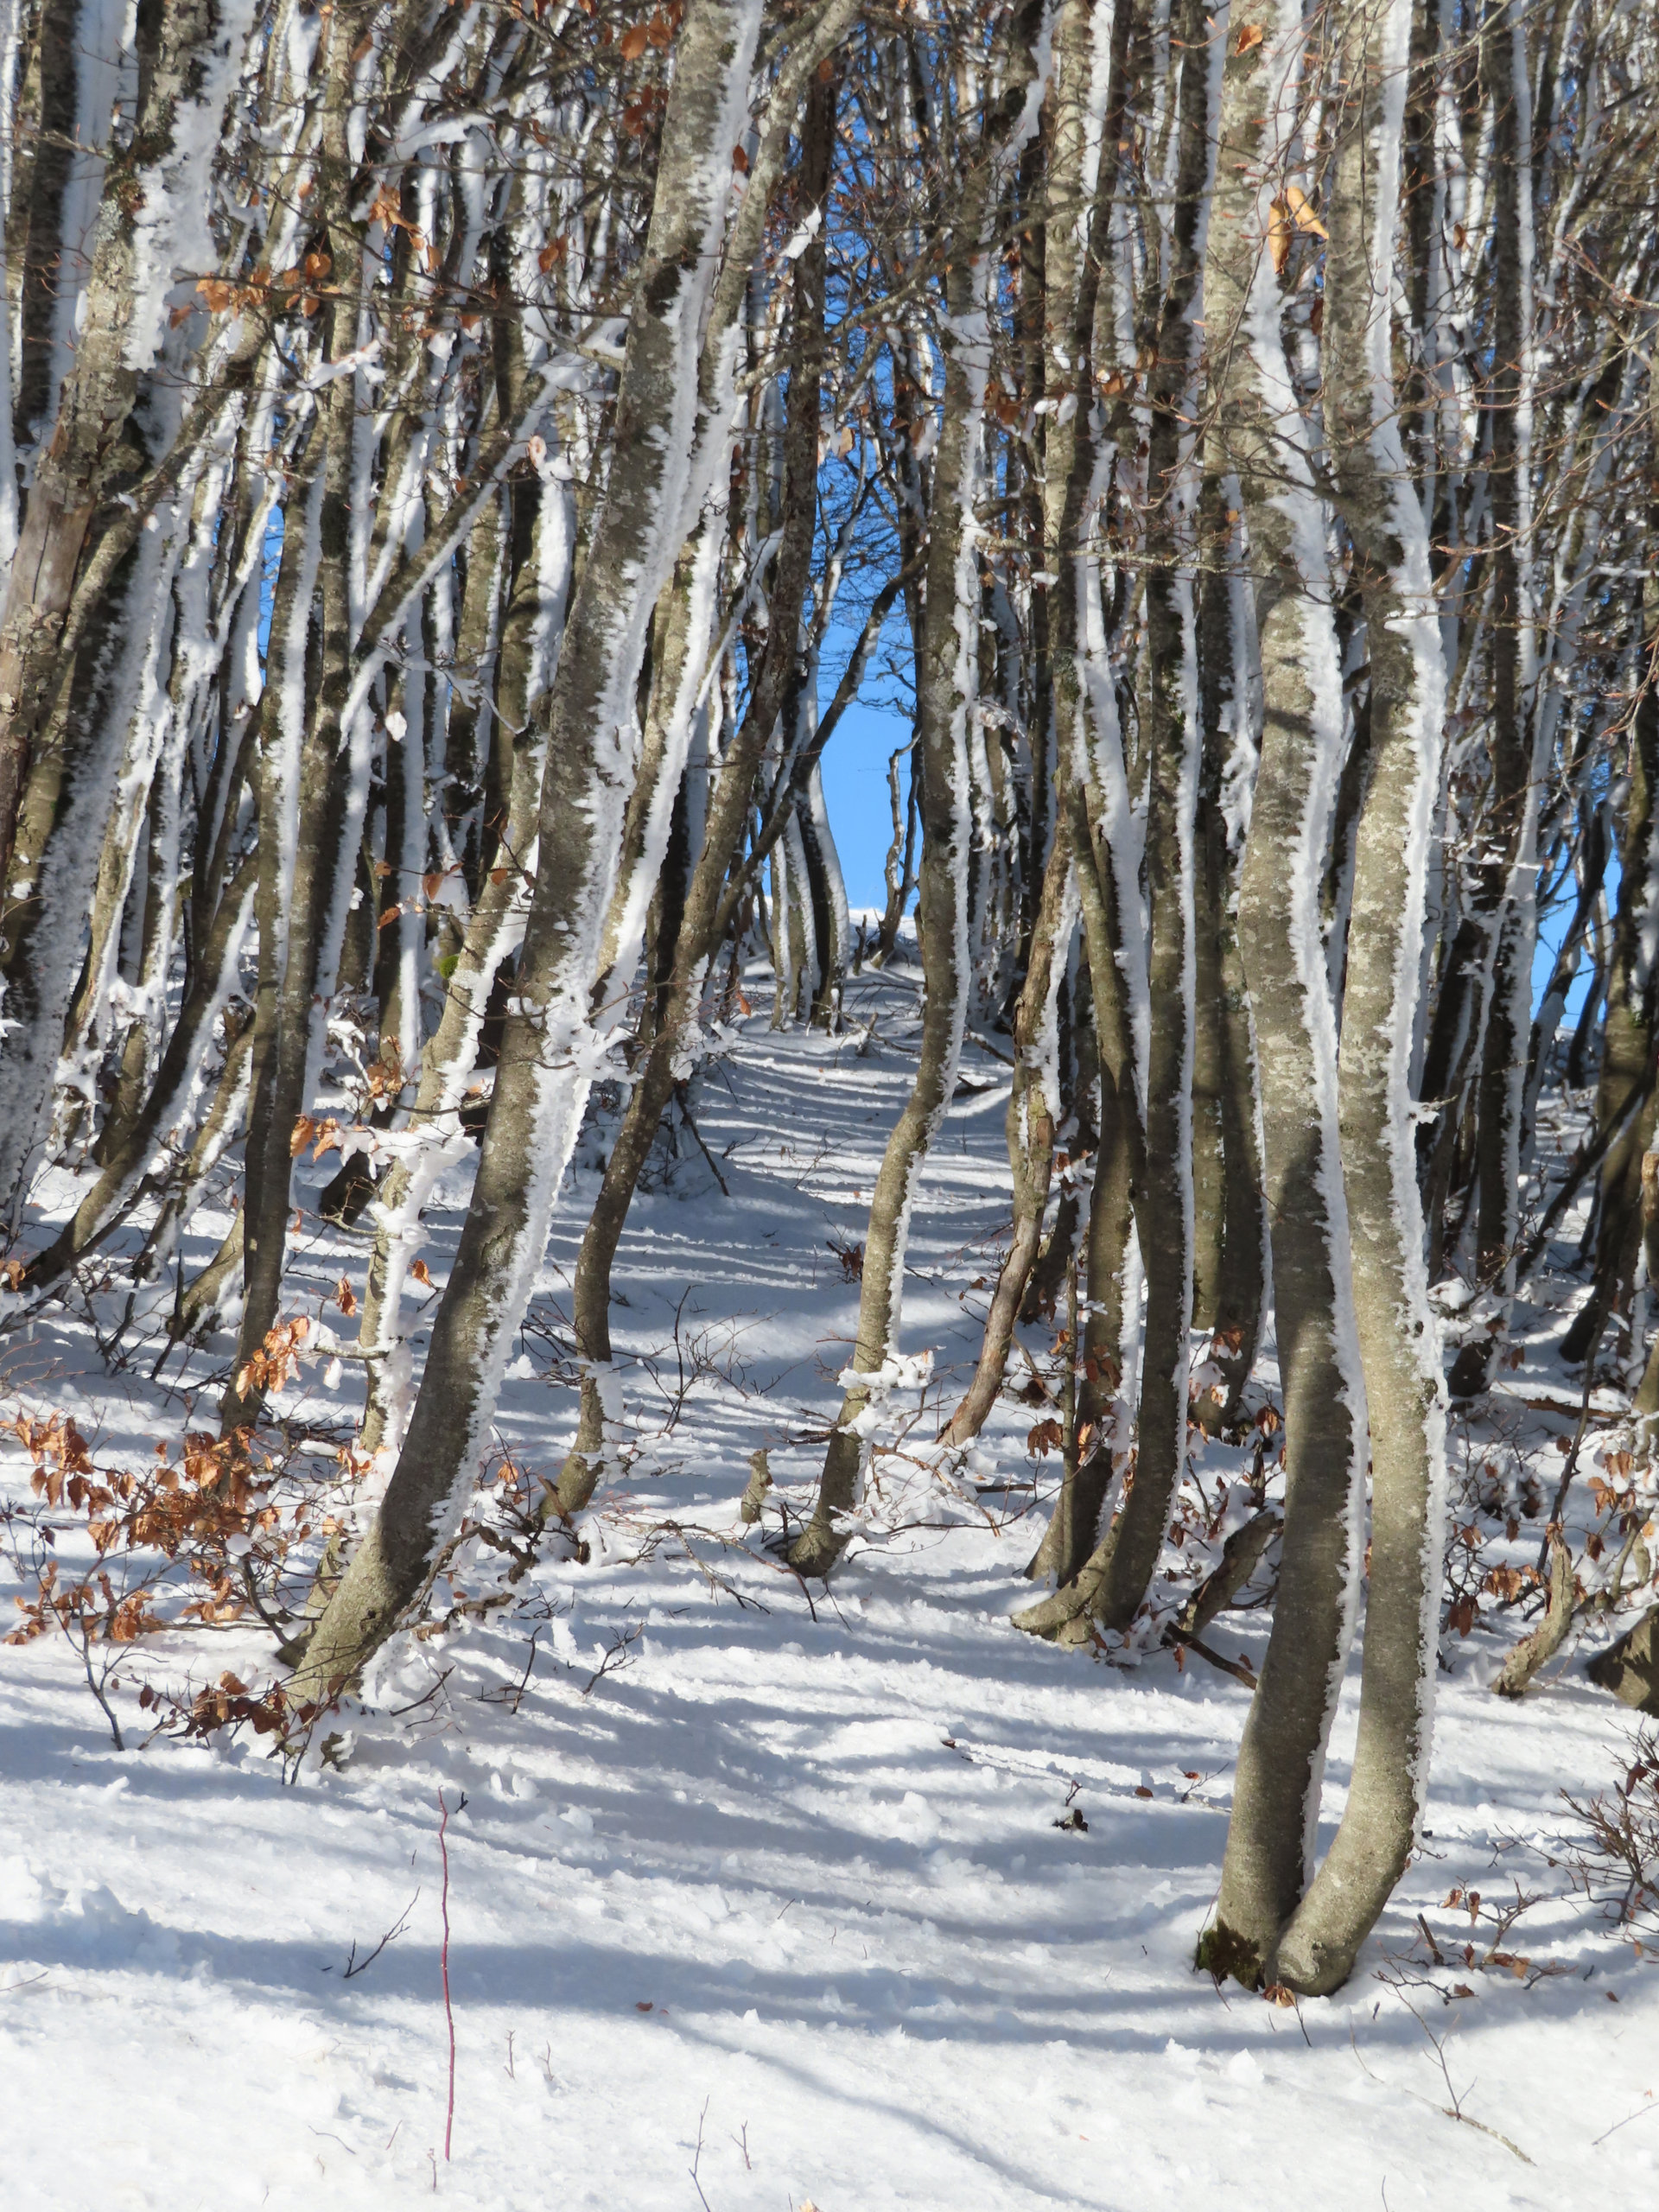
(3, 0), (1658, 1994)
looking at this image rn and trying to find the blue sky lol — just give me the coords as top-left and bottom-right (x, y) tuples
(815, 694), (1605, 1032)
(817, 696), (912, 911)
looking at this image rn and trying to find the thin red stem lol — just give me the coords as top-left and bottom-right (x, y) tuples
(437, 1788), (455, 2161)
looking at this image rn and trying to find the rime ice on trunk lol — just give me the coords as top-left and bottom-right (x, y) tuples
(555, 68), (836, 1518)
(350, 448), (575, 1472)
(1446, 0), (1538, 1398)
(1269, 0), (1449, 1999)
(789, 0), (1054, 1578)
(293, 0), (846, 1693)
(1051, 0), (1211, 1637)
(0, 0), (246, 1216)
(1198, 1), (1367, 1986)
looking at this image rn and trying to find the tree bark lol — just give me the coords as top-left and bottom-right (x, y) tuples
(789, 0), (1050, 1575)
(291, 0), (833, 1694)
(1200, 0), (1368, 1983)
(1069, 0), (1211, 1637)
(0, 0), (267, 1219)
(1269, 0), (1450, 1998)
(555, 69), (836, 1515)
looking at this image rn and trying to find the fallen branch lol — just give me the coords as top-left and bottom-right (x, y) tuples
(1493, 1532), (1578, 1699)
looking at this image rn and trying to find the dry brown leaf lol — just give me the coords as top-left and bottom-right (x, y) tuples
(1283, 183), (1329, 239)
(1268, 200), (1294, 275)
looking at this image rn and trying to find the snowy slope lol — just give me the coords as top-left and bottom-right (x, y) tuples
(2, 955), (1656, 2210)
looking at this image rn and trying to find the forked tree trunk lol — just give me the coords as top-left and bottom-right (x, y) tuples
(1269, 0), (1449, 1998)
(1198, 1), (1367, 1985)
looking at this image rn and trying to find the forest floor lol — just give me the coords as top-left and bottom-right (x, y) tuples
(2, 946), (1656, 2210)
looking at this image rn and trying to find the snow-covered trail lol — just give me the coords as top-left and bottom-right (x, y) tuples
(2, 958), (1655, 2209)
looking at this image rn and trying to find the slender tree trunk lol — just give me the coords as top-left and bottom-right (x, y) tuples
(940, 808), (1071, 1447)
(1448, 0), (1537, 1395)
(349, 442), (573, 1464)
(789, 3), (1050, 1575)
(292, 0), (838, 1694)
(22, 851), (257, 1293)
(556, 70), (836, 1515)
(0, 0), (227, 1208)
(223, 35), (372, 1426)
(1191, 483), (1230, 1333)
(1562, 366), (1659, 1366)
(1025, 788), (1140, 1590)
(1071, 0), (1211, 1636)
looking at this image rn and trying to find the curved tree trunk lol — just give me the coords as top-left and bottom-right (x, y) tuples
(350, 443), (572, 1462)
(1066, 0), (1211, 1637)
(939, 808), (1071, 1448)
(21, 850), (257, 1294)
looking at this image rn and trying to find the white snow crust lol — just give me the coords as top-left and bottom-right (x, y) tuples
(2, 955), (1653, 2211)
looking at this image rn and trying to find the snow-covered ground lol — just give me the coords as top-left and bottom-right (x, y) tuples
(3, 957), (1656, 2209)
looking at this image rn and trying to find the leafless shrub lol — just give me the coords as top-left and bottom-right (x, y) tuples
(1562, 1726), (1659, 1953)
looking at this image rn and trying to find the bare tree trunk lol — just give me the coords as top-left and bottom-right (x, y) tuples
(1191, 483), (1231, 1335)
(1070, 0), (1211, 1637)
(292, 0), (834, 1695)
(223, 26), (372, 1425)
(1192, 492), (1267, 1430)
(1447, 0), (1537, 1396)
(789, 0), (1050, 1576)
(1199, 0), (1367, 1983)
(1561, 379), (1659, 1366)
(939, 808), (1071, 1447)
(350, 424), (572, 1462)
(22, 851), (257, 1293)
(556, 70), (836, 1514)
(0, 0), (229, 1211)
(1270, 0), (1449, 1997)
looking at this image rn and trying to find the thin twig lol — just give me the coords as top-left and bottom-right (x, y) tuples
(689, 2096), (715, 2212)
(334, 1889), (420, 1980)
(1593, 2095), (1659, 2149)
